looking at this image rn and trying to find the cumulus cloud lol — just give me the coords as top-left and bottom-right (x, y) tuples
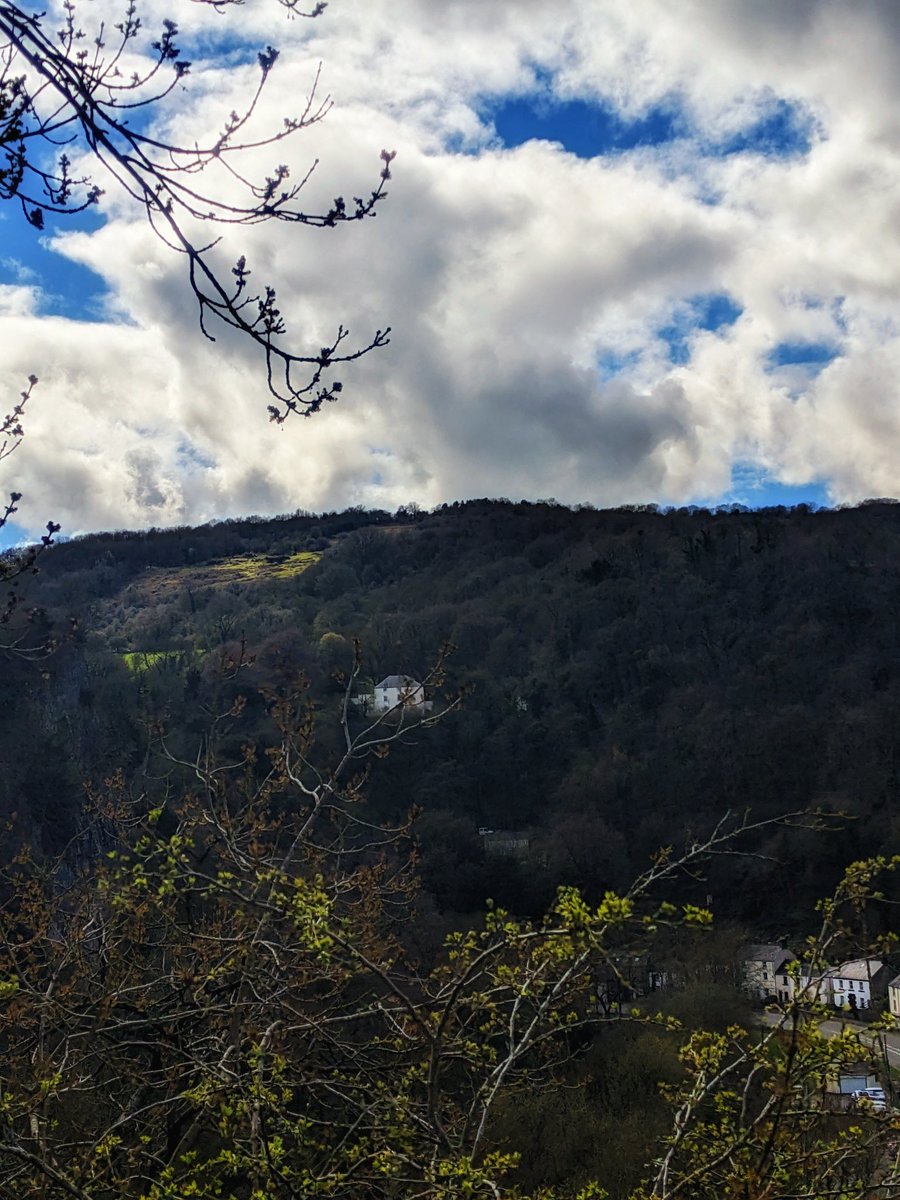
(3, 0), (900, 538)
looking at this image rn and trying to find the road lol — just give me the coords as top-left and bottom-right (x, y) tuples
(761, 1009), (900, 1064)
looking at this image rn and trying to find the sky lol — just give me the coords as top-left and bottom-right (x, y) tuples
(3, 0), (900, 544)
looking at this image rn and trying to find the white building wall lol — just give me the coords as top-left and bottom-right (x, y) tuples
(373, 679), (425, 712)
(794, 967), (832, 1006)
(832, 977), (871, 1009)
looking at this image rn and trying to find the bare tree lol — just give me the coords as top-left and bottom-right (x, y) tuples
(0, 375), (60, 654)
(0, 642), (868, 1200)
(636, 854), (900, 1200)
(0, 1), (393, 421)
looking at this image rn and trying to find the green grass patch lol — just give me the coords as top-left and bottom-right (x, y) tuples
(208, 550), (321, 581)
(120, 649), (205, 674)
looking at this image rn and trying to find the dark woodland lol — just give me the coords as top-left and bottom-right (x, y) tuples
(3, 497), (900, 1196)
(6, 496), (899, 924)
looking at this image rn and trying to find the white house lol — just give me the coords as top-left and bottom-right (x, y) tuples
(779, 957), (889, 1011)
(352, 675), (431, 715)
(373, 674), (425, 712)
(741, 944), (796, 1002)
(828, 959), (887, 1013)
(792, 961), (833, 1006)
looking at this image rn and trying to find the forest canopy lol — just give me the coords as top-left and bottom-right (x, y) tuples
(8, 496), (900, 926)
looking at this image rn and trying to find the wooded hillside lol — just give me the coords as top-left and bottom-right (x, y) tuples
(5, 498), (899, 930)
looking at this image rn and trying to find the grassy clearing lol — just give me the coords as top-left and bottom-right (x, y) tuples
(120, 649), (205, 674)
(207, 550), (321, 581)
(115, 550), (323, 608)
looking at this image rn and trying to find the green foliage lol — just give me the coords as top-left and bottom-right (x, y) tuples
(208, 550), (321, 581)
(120, 648), (206, 674)
(2, 638), (900, 1197)
(9, 501), (900, 1192)
(3, 808), (900, 1198)
(0, 666), (817, 1200)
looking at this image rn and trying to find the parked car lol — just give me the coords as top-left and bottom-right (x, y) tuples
(851, 1087), (887, 1113)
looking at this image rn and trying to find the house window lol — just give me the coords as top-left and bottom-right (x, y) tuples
(782, 976), (788, 985)
(849, 981), (854, 990)
(762, 971), (768, 980)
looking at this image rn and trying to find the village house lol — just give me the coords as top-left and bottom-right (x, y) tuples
(828, 959), (888, 1013)
(771, 957), (888, 1012)
(888, 971), (900, 1018)
(792, 961), (833, 1006)
(741, 944), (796, 1002)
(353, 675), (432, 715)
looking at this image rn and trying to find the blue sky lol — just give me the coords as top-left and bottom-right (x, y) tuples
(1, 210), (108, 322)
(486, 88), (816, 163)
(2, 0), (898, 540)
(487, 92), (683, 159)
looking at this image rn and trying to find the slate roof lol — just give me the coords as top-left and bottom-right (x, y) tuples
(742, 944), (795, 971)
(375, 675), (421, 690)
(833, 959), (884, 981)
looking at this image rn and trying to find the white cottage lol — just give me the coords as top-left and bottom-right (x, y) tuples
(829, 959), (887, 1013)
(792, 961), (833, 1006)
(372, 675), (427, 713)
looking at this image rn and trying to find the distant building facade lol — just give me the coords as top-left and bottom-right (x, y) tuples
(479, 828), (530, 858)
(353, 675), (431, 715)
(793, 962), (832, 1006)
(741, 944), (796, 1002)
(828, 959), (887, 1012)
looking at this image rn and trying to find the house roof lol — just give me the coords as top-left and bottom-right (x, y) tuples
(832, 959), (885, 982)
(375, 675), (421, 690)
(742, 944), (795, 970)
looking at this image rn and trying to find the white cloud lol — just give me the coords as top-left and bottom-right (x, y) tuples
(4, 0), (900, 538)
(0, 284), (40, 318)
